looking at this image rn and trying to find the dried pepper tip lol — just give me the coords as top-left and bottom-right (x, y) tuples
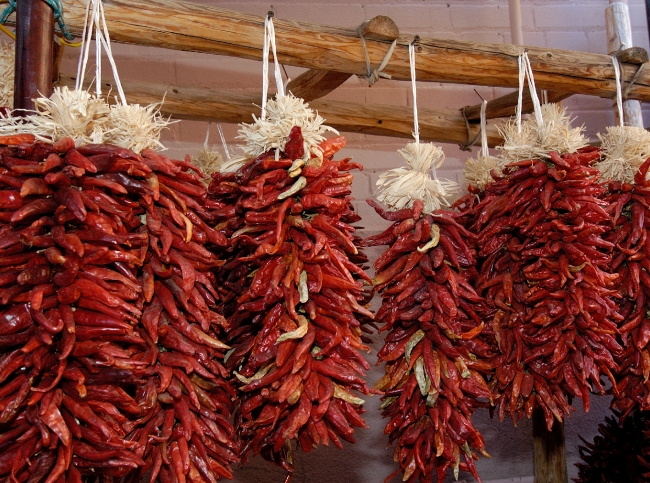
(376, 142), (458, 214)
(463, 154), (504, 192)
(236, 92), (338, 163)
(596, 125), (650, 183)
(0, 40), (14, 109)
(103, 102), (173, 154)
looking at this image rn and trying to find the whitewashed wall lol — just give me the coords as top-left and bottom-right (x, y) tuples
(58, 1), (649, 481)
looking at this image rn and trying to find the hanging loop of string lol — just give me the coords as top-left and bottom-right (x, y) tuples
(409, 37), (419, 144)
(217, 124), (231, 160)
(357, 20), (397, 86)
(612, 55), (625, 127)
(75, 0), (127, 105)
(260, 12), (285, 121)
(515, 51), (543, 132)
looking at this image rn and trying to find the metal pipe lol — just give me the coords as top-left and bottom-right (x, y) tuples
(508, 0), (524, 45)
(14, 0), (54, 113)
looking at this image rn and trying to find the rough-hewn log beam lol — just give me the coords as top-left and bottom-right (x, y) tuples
(286, 16), (399, 101)
(56, 76), (504, 147)
(35, 0), (650, 101)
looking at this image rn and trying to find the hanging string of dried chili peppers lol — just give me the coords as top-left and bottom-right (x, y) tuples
(0, 133), (237, 482)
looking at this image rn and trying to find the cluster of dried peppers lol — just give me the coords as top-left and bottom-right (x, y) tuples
(365, 199), (494, 483)
(574, 409), (650, 482)
(0, 133), (236, 482)
(603, 158), (650, 419)
(454, 149), (622, 430)
(207, 129), (375, 472)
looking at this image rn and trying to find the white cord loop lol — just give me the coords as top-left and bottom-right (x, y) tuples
(409, 40), (419, 145)
(515, 51), (543, 132)
(612, 55), (625, 127)
(261, 13), (285, 121)
(75, 0), (126, 105)
(217, 124), (231, 160)
(357, 21), (397, 86)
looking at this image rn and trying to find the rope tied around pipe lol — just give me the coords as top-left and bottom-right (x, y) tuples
(0, 0), (75, 41)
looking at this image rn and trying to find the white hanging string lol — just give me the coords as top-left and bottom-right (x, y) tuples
(75, 0), (94, 91)
(268, 18), (285, 99)
(409, 41), (419, 144)
(94, 10), (101, 97)
(260, 14), (285, 120)
(479, 99), (488, 158)
(217, 124), (231, 160)
(96, 0), (126, 105)
(522, 52), (543, 127)
(74, 0), (127, 105)
(515, 51), (543, 131)
(261, 15), (270, 120)
(612, 55), (625, 127)
(516, 54), (525, 133)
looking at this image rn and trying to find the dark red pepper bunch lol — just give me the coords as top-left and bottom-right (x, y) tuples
(574, 409), (650, 482)
(207, 131), (375, 473)
(602, 158), (650, 420)
(364, 199), (495, 483)
(459, 149), (622, 430)
(0, 134), (236, 482)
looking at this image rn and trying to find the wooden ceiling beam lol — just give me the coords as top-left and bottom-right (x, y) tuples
(14, 0), (646, 101)
(57, 76), (504, 147)
(286, 16), (400, 101)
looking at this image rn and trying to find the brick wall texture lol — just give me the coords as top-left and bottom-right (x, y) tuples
(59, 1), (649, 481)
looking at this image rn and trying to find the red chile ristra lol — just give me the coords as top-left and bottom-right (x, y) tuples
(604, 158), (650, 420)
(208, 128), (375, 473)
(454, 148), (621, 430)
(364, 199), (495, 483)
(0, 136), (236, 482)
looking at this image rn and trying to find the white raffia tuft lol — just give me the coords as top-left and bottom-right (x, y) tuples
(103, 102), (171, 153)
(463, 155), (504, 191)
(191, 148), (223, 182)
(236, 93), (337, 162)
(536, 103), (587, 155)
(376, 142), (458, 214)
(0, 87), (171, 153)
(0, 86), (110, 144)
(0, 41), (14, 109)
(596, 126), (650, 183)
(498, 103), (587, 163)
(497, 118), (539, 162)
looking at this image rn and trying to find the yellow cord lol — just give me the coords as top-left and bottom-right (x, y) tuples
(0, 24), (14, 41)
(57, 36), (82, 48)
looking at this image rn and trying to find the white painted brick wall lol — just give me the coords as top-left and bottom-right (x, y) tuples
(63, 0), (650, 481)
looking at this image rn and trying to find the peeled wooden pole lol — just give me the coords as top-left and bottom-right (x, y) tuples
(6, 0), (645, 101)
(533, 409), (568, 483)
(606, 1), (644, 127)
(14, 0), (54, 112)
